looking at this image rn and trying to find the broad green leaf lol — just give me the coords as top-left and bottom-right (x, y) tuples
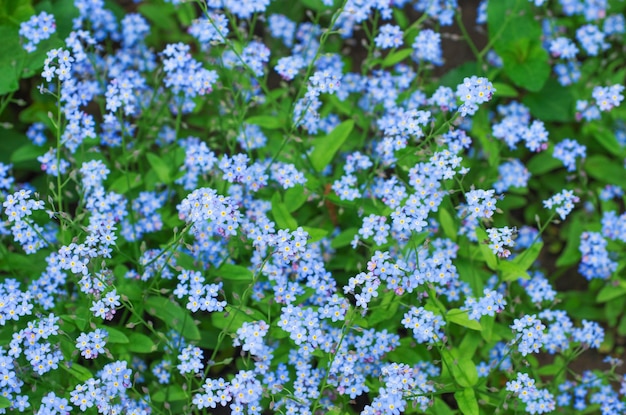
(489, 0), (549, 92)
(392, 7), (409, 29)
(109, 172), (142, 194)
(62, 363), (93, 382)
(430, 397), (456, 415)
(146, 153), (172, 184)
(0, 396), (9, 409)
(331, 227), (358, 249)
(302, 226), (328, 242)
(475, 228), (498, 270)
(101, 326), (129, 344)
(219, 263), (253, 281)
(441, 349), (479, 388)
(472, 109), (499, 167)
(481, 315), (495, 342)
(370, 290), (400, 326)
(310, 120), (354, 172)
(176, 2), (195, 26)
(583, 123), (624, 157)
(127, 332), (156, 353)
(271, 192), (297, 230)
(488, 0), (540, 44)
(492, 82), (518, 97)
(585, 155), (626, 187)
(537, 362), (562, 376)
(439, 208), (457, 241)
(284, 185), (307, 212)
(523, 79), (574, 122)
(245, 115), (285, 130)
(527, 150), (563, 175)
(144, 296), (201, 341)
(510, 242), (543, 271)
(152, 385), (188, 403)
(10, 143), (43, 163)
(499, 38), (550, 92)
(498, 260), (531, 281)
(446, 308), (482, 330)
(211, 305), (265, 331)
(455, 388), (479, 415)
(0, 25), (23, 95)
(597, 283), (626, 303)
(459, 331), (482, 358)
(138, 3), (177, 30)
(439, 61), (480, 89)
(300, 0), (331, 12)
(382, 48), (413, 68)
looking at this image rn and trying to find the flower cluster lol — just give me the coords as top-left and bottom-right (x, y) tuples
(487, 226), (516, 257)
(2, 189), (48, 254)
(4, 0), (626, 414)
(511, 314), (546, 356)
(401, 306), (445, 344)
(506, 372), (555, 415)
(578, 231), (617, 280)
(75, 328), (108, 359)
(19, 11), (56, 52)
(456, 76), (495, 116)
(553, 139), (586, 171)
(464, 288), (507, 320)
(543, 190), (579, 220)
(174, 270), (226, 313)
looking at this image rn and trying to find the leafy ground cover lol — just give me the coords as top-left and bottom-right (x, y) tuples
(1, 0), (626, 414)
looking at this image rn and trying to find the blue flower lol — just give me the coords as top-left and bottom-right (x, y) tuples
(19, 12), (56, 53)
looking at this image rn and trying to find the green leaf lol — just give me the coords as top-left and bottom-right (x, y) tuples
(144, 296), (201, 341)
(489, 0), (549, 92)
(101, 326), (129, 344)
(370, 290), (400, 326)
(527, 150), (563, 175)
(284, 185), (307, 212)
(10, 143), (44, 162)
(455, 388), (480, 415)
(499, 38), (550, 92)
(219, 263), (253, 281)
(498, 260), (531, 281)
(446, 308), (482, 330)
(597, 283), (626, 303)
(475, 228), (498, 270)
(152, 385), (189, 403)
(523, 79), (574, 122)
(585, 155), (626, 187)
(300, 0), (331, 12)
(211, 305), (265, 331)
(510, 242), (543, 271)
(245, 115), (285, 130)
(146, 153), (172, 184)
(63, 363), (93, 382)
(439, 208), (457, 241)
(0, 396), (9, 409)
(109, 172), (142, 194)
(439, 61), (479, 89)
(302, 226), (328, 242)
(0, 25), (23, 95)
(271, 192), (298, 230)
(127, 332), (156, 353)
(310, 120), (354, 172)
(331, 227), (358, 249)
(492, 82), (518, 97)
(138, 3), (177, 30)
(584, 123), (624, 157)
(381, 48), (413, 68)
(441, 349), (479, 388)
